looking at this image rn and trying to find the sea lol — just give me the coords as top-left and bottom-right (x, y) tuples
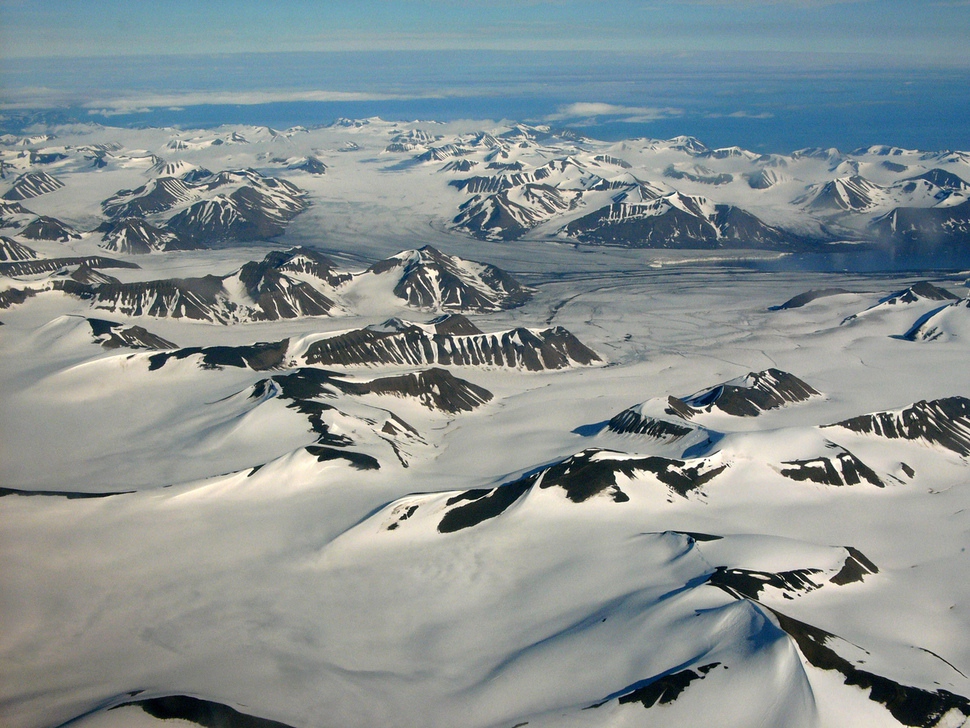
(3, 51), (970, 155)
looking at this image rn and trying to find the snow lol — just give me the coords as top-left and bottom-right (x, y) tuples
(1, 120), (970, 728)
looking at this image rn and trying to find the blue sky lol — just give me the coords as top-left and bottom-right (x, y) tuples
(1, 0), (968, 62)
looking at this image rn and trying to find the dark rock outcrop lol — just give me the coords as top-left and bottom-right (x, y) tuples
(303, 319), (600, 371)
(825, 397), (970, 456)
(2, 171), (64, 201)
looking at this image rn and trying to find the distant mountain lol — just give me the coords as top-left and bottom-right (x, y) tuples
(904, 168), (970, 191)
(302, 316), (600, 371)
(147, 158), (203, 178)
(253, 246), (351, 288)
(747, 168), (793, 190)
(102, 177), (196, 219)
(96, 218), (200, 254)
(167, 187), (306, 246)
(58, 275), (245, 324)
(0, 200), (34, 229)
(562, 192), (798, 250)
(769, 288), (853, 310)
(101, 169), (307, 246)
(871, 199), (970, 253)
(230, 247), (344, 320)
(1, 255), (136, 279)
(797, 175), (884, 212)
(2, 171), (64, 201)
(682, 369), (820, 417)
(663, 164), (733, 186)
(59, 248), (346, 324)
(365, 245), (533, 311)
(20, 215), (81, 242)
(0, 236), (39, 262)
(323, 367), (493, 413)
(415, 144), (469, 162)
(287, 156), (327, 175)
(0, 286), (37, 310)
(779, 444), (884, 487)
(453, 184), (576, 241)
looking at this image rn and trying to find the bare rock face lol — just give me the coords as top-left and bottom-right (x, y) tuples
(56, 248), (343, 324)
(608, 371), (820, 441)
(303, 318), (600, 371)
(779, 443), (885, 487)
(435, 448), (727, 534)
(334, 368), (492, 413)
(2, 171), (64, 201)
(825, 396), (970, 456)
(676, 369), (820, 418)
(86, 318), (176, 350)
(3, 256), (137, 278)
(20, 216), (81, 242)
(0, 236), (39, 262)
(872, 199), (970, 253)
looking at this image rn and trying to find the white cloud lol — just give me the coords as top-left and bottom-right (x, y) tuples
(87, 107), (153, 117)
(705, 110), (775, 119)
(79, 89), (448, 112)
(545, 102), (683, 122)
(0, 87), (467, 112)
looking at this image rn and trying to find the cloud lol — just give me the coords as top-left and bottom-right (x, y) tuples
(706, 110), (775, 119)
(77, 89), (451, 112)
(545, 102), (683, 122)
(0, 86), (475, 113)
(87, 107), (153, 117)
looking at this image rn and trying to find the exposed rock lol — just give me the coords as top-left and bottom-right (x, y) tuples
(769, 288), (852, 310)
(20, 216), (81, 242)
(779, 444), (884, 487)
(2, 171), (64, 201)
(2, 256), (137, 278)
(87, 318), (176, 350)
(678, 369), (819, 418)
(366, 245), (533, 311)
(303, 320), (600, 371)
(0, 236), (40, 262)
(97, 218), (200, 254)
(111, 694), (298, 728)
(147, 338), (289, 371)
(826, 396), (970, 456)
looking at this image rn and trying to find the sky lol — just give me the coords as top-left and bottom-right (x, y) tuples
(1, 0), (968, 61)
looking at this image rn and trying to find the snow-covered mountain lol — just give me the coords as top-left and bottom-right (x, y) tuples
(563, 191), (797, 249)
(609, 369), (820, 443)
(57, 250), (342, 324)
(1, 171), (64, 201)
(364, 244), (533, 311)
(3, 119), (970, 728)
(101, 169), (307, 246)
(96, 218), (200, 254)
(901, 297), (970, 342)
